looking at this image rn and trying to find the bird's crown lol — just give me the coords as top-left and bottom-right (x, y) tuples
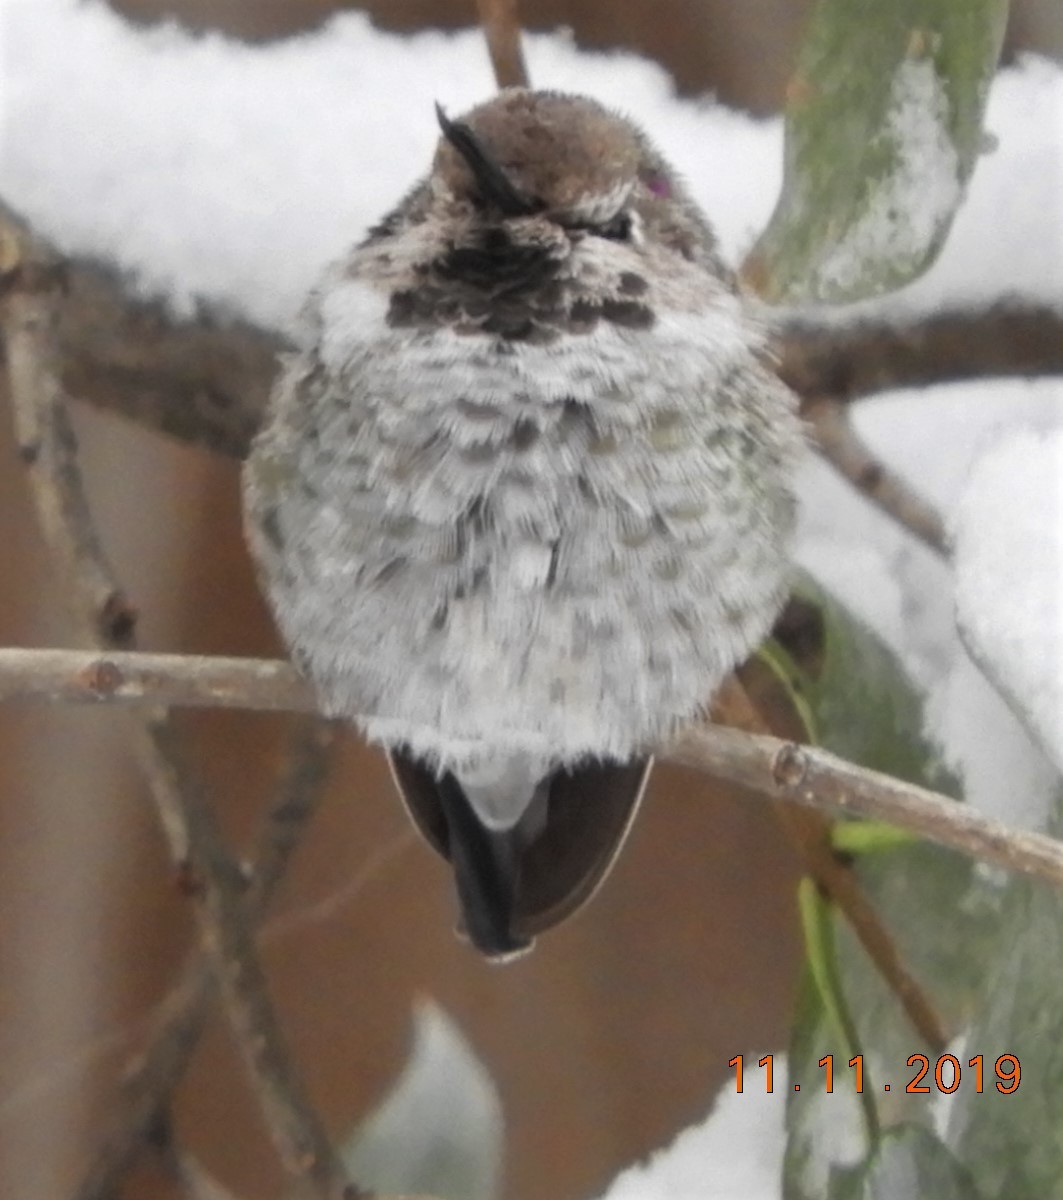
(432, 89), (672, 228)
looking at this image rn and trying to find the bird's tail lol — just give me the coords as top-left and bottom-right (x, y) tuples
(388, 750), (652, 960)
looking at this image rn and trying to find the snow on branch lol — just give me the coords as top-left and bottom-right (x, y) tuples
(3, 199), (1059, 473)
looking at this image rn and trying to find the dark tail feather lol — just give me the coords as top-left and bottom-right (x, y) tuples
(387, 749), (652, 959)
(435, 773), (533, 959)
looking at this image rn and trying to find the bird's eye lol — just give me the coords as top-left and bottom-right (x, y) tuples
(596, 212), (632, 242)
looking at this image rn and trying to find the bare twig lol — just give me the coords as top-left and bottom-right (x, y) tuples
(2, 780), (408, 1171)
(149, 1119), (246, 1200)
(475, 0), (530, 88)
(712, 677), (945, 1050)
(5, 645), (1063, 893)
(2, 248), (356, 1198)
(74, 717), (337, 1200)
(143, 719), (350, 1196)
(0, 646), (315, 711)
(669, 724), (1063, 887)
(173, 1155), (245, 1200)
(805, 397), (950, 557)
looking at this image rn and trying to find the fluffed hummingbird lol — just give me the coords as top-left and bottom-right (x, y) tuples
(244, 89), (799, 960)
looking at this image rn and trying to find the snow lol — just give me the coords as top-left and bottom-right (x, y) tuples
(953, 429), (1063, 775)
(0, 0), (781, 329)
(1, 2), (1062, 1196)
(596, 1057), (784, 1200)
(342, 999), (503, 1200)
(795, 378), (1063, 830)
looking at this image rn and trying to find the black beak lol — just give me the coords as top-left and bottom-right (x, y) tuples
(435, 102), (538, 218)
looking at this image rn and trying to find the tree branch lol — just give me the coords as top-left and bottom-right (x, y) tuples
(668, 724), (1063, 887)
(73, 717), (338, 1200)
(713, 676), (945, 1050)
(775, 304), (1063, 401)
(0, 646), (315, 711)
(5, 645), (1063, 893)
(1, 245), (356, 1199)
(805, 397), (950, 557)
(3, 205), (1060, 474)
(0, 199), (276, 461)
(475, 0), (530, 88)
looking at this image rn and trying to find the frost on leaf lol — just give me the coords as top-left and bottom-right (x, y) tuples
(745, 0), (1008, 303)
(816, 58), (961, 299)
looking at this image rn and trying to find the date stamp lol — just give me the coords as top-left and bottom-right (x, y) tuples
(728, 1053), (1021, 1095)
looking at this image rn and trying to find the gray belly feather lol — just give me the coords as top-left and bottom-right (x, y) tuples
(245, 279), (798, 777)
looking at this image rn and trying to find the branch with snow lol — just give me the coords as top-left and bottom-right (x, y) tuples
(5, 200), (1059, 484)
(3, 6), (1063, 1193)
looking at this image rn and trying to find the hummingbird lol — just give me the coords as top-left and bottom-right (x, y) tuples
(243, 89), (800, 960)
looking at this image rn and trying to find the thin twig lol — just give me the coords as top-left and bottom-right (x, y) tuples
(142, 719), (348, 1195)
(475, 0), (530, 88)
(73, 717), (338, 1200)
(712, 677), (945, 1050)
(261, 828), (417, 945)
(149, 1118), (246, 1200)
(0, 646), (314, 709)
(173, 1154), (245, 1200)
(2, 253), (356, 1199)
(805, 397), (949, 557)
(669, 724), (1063, 886)
(2, 801), (407, 1159)
(5, 645), (1063, 892)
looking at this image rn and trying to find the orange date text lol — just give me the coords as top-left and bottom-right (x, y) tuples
(728, 1053), (1021, 1095)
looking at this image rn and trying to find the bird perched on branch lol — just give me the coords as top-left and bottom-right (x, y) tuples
(244, 89), (799, 959)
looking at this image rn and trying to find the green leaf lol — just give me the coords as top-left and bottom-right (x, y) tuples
(341, 999), (503, 1200)
(830, 822), (919, 856)
(799, 879), (882, 1147)
(753, 574), (959, 793)
(744, 0), (1008, 302)
(778, 577), (1001, 1197)
(783, 966), (871, 1200)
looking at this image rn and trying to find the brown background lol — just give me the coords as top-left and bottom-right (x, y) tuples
(2, 4), (1060, 1199)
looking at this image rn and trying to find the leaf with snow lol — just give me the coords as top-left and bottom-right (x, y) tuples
(953, 428), (1063, 776)
(745, 0), (1008, 302)
(946, 852), (1063, 1199)
(341, 999), (503, 1200)
(829, 1125), (983, 1200)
